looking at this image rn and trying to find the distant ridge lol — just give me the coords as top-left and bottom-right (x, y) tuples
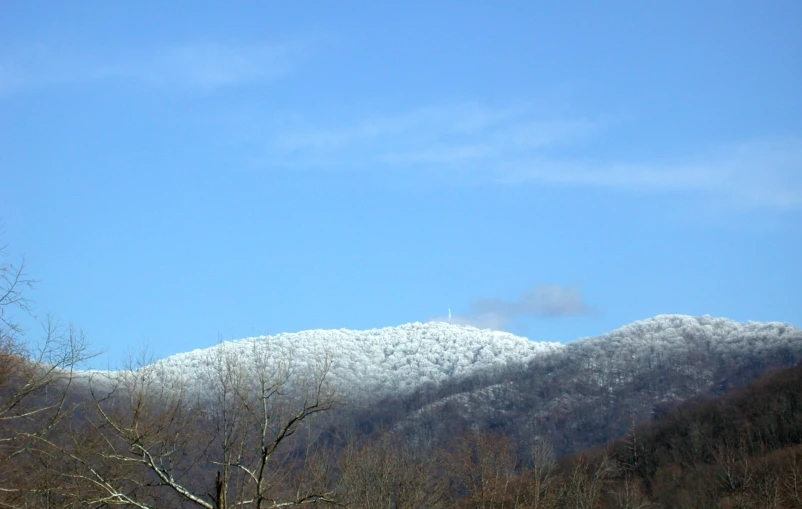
(384, 314), (802, 455)
(99, 315), (800, 406)
(147, 321), (563, 398)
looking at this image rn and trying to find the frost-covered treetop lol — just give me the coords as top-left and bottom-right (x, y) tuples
(96, 316), (800, 402)
(570, 314), (801, 364)
(145, 321), (563, 399)
(395, 315), (801, 455)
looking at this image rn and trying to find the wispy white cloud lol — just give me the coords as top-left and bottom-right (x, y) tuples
(263, 103), (599, 168)
(131, 42), (296, 88)
(498, 138), (802, 211)
(431, 284), (595, 331)
(0, 40), (303, 94)
(256, 104), (802, 211)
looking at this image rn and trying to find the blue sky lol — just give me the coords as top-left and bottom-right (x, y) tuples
(1, 1), (800, 368)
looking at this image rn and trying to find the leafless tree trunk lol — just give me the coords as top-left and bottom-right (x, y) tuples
(563, 452), (614, 509)
(443, 430), (518, 508)
(784, 448), (802, 507)
(609, 473), (650, 509)
(518, 437), (559, 509)
(714, 439), (754, 497)
(37, 339), (339, 508)
(337, 431), (445, 509)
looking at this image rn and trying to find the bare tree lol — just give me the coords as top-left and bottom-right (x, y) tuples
(198, 340), (338, 508)
(443, 430), (519, 508)
(0, 241), (91, 506)
(783, 447), (802, 508)
(713, 438), (755, 499)
(337, 431), (445, 509)
(563, 452), (615, 509)
(0, 240), (34, 346)
(518, 437), (559, 509)
(40, 339), (339, 509)
(609, 474), (651, 509)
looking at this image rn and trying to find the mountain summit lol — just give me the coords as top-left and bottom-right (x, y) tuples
(109, 315), (800, 407)
(150, 321), (562, 398)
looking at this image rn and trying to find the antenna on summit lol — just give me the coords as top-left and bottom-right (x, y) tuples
(448, 308), (452, 323)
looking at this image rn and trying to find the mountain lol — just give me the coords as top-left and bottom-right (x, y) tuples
(347, 315), (802, 455)
(115, 315), (801, 401)
(590, 362), (802, 507)
(98, 314), (801, 455)
(8, 314), (800, 507)
(145, 321), (563, 399)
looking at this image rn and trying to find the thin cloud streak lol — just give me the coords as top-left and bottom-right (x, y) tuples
(499, 138), (802, 210)
(262, 103), (600, 169)
(271, 104), (594, 152)
(0, 40), (303, 94)
(256, 105), (801, 211)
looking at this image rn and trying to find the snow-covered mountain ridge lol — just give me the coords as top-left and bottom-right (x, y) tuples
(100, 315), (799, 405)
(576, 314), (799, 358)
(385, 314), (802, 455)
(147, 321), (563, 398)
(408, 314), (801, 416)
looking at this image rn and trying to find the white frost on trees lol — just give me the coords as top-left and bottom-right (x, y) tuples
(139, 322), (564, 399)
(97, 315), (801, 403)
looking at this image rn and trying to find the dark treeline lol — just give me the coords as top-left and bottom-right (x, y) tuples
(329, 362), (802, 508)
(600, 362), (802, 507)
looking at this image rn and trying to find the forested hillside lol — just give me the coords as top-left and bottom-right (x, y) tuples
(347, 315), (802, 456)
(594, 362), (802, 507)
(1, 315), (800, 507)
(139, 322), (563, 399)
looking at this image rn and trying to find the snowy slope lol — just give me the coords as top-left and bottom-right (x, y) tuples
(145, 322), (563, 399)
(575, 314), (800, 363)
(391, 315), (802, 455)
(408, 314), (802, 417)
(99, 315), (800, 410)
